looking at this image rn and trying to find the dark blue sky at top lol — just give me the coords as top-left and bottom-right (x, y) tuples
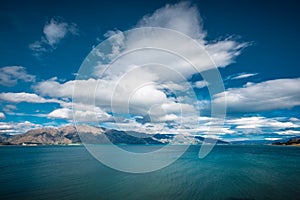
(0, 0), (299, 82)
(0, 0), (300, 139)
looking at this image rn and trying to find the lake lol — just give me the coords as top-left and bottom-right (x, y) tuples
(0, 145), (299, 200)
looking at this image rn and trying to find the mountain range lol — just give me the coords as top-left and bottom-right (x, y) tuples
(0, 125), (229, 146)
(1, 125), (298, 146)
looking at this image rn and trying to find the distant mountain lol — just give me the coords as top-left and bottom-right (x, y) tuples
(0, 134), (10, 145)
(1, 125), (161, 145)
(230, 137), (300, 146)
(272, 137), (300, 146)
(231, 140), (276, 145)
(194, 136), (229, 144)
(0, 125), (229, 146)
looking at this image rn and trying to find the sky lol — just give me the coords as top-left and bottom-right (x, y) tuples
(0, 0), (300, 141)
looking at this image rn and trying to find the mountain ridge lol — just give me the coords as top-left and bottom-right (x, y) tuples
(272, 137), (300, 146)
(0, 125), (229, 145)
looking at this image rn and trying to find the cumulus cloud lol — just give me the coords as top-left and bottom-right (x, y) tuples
(29, 18), (78, 54)
(33, 77), (76, 97)
(137, 2), (206, 41)
(89, 2), (246, 83)
(48, 103), (113, 122)
(34, 76), (198, 123)
(48, 108), (72, 119)
(0, 66), (35, 87)
(0, 90), (112, 123)
(35, 2), (244, 132)
(214, 78), (300, 112)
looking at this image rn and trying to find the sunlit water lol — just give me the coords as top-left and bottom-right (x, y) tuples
(0, 145), (299, 200)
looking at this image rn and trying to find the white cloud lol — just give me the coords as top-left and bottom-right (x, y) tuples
(157, 114), (178, 122)
(0, 91), (94, 122)
(137, 2), (206, 42)
(43, 18), (78, 46)
(95, 2), (246, 77)
(0, 66), (35, 87)
(3, 105), (17, 112)
(231, 73), (258, 80)
(214, 78), (300, 112)
(34, 2), (245, 133)
(29, 18), (78, 54)
(103, 30), (125, 60)
(264, 137), (282, 141)
(33, 3), (246, 136)
(225, 116), (300, 136)
(28, 41), (47, 53)
(290, 117), (300, 122)
(4, 112), (47, 118)
(33, 77), (76, 97)
(0, 92), (60, 104)
(194, 80), (208, 89)
(48, 104), (113, 123)
(34, 77), (197, 119)
(48, 108), (72, 119)
(0, 121), (42, 135)
(275, 130), (300, 135)
(0, 112), (5, 120)
(205, 40), (247, 67)
(184, 126), (235, 135)
(93, 3), (243, 115)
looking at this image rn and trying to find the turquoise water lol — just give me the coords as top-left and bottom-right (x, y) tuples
(0, 145), (299, 200)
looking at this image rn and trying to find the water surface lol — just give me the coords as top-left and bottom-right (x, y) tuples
(0, 145), (299, 200)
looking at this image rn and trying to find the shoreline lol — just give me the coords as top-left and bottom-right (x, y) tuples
(1, 143), (300, 147)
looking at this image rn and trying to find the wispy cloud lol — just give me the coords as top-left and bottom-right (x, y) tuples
(264, 137), (283, 141)
(226, 116), (299, 130)
(275, 130), (300, 135)
(214, 78), (300, 112)
(29, 18), (78, 56)
(231, 73), (258, 80)
(2, 105), (17, 112)
(0, 66), (35, 87)
(0, 92), (60, 104)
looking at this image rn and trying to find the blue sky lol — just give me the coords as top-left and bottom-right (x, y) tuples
(0, 0), (300, 141)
